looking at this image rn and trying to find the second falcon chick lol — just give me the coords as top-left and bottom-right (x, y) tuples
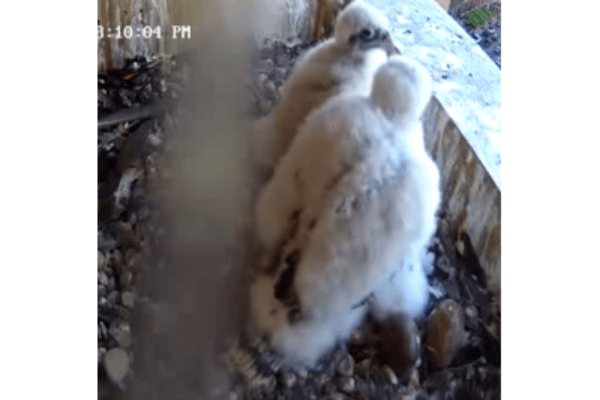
(251, 56), (440, 368)
(255, 0), (397, 172)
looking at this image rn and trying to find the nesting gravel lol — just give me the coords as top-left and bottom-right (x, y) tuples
(250, 38), (315, 118)
(103, 347), (130, 385)
(426, 299), (468, 371)
(97, 54), (186, 398)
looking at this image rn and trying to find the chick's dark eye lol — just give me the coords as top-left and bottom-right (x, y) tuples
(360, 28), (374, 40)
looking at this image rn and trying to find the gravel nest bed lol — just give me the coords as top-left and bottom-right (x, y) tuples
(98, 55), (189, 398)
(97, 39), (500, 400)
(448, 2), (501, 69)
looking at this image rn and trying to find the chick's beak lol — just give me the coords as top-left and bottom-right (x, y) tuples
(382, 33), (401, 56)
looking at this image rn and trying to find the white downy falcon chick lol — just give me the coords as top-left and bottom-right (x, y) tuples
(251, 56), (440, 367)
(258, 0), (396, 169)
(366, 56), (440, 322)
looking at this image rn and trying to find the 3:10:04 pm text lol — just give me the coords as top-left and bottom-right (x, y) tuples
(98, 25), (192, 40)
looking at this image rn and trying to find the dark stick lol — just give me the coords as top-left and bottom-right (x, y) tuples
(98, 102), (161, 129)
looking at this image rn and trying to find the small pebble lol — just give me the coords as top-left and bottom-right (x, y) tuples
(443, 276), (462, 300)
(111, 322), (131, 347)
(465, 305), (479, 331)
(127, 252), (141, 270)
(121, 291), (136, 308)
(148, 133), (162, 148)
(139, 206), (150, 221)
(382, 365), (398, 385)
(414, 391), (431, 400)
(98, 251), (106, 271)
(466, 365), (475, 380)
(120, 271), (133, 288)
(109, 249), (123, 269)
(99, 321), (108, 339)
(378, 315), (420, 374)
(98, 272), (109, 287)
(323, 382), (337, 395)
(314, 372), (330, 387)
(98, 284), (107, 299)
(118, 221), (132, 233)
(335, 352), (354, 376)
(408, 368), (419, 389)
(437, 255), (453, 274)
(258, 99), (273, 114)
(118, 305), (131, 320)
(335, 376), (355, 393)
(296, 367), (309, 380)
(322, 394), (345, 400)
(264, 80), (277, 98)
(103, 348), (130, 384)
(281, 371), (296, 388)
(259, 59), (274, 71)
(108, 276), (116, 291)
(273, 67), (288, 82)
(429, 281), (445, 299)
(107, 291), (120, 305)
(426, 299), (467, 371)
(350, 330), (365, 346)
(448, 380), (459, 391)
(113, 328), (132, 348)
(98, 347), (107, 364)
(428, 391), (444, 400)
(355, 359), (371, 380)
(478, 366), (487, 380)
(455, 239), (465, 256)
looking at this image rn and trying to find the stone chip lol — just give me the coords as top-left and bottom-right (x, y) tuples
(103, 347), (130, 384)
(426, 299), (468, 371)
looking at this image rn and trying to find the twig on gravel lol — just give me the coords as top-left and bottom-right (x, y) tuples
(98, 99), (177, 129)
(98, 102), (161, 129)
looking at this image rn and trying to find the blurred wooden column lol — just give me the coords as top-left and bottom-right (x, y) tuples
(98, 0), (210, 71)
(98, 0), (317, 72)
(435, 0), (451, 10)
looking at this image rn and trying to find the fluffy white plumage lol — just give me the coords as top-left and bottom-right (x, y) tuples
(368, 250), (431, 321)
(254, 0), (396, 170)
(250, 274), (366, 367)
(251, 56), (440, 367)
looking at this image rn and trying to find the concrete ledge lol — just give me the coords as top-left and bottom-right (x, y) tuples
(423, 98), (500, 297)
